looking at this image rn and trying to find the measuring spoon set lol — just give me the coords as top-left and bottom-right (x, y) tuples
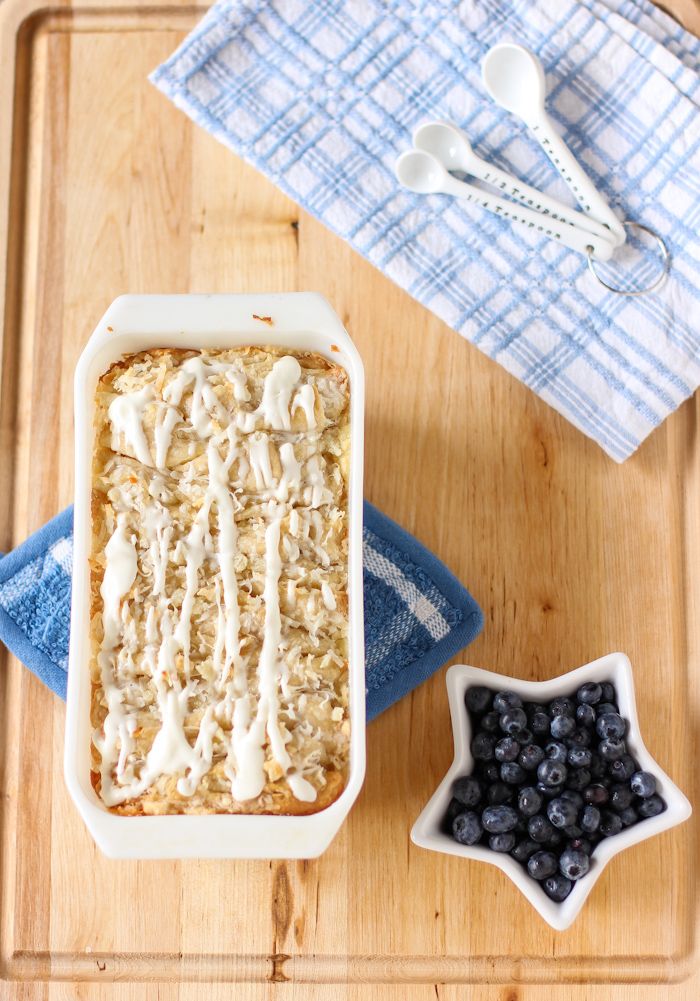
(396, 43), (669, 293)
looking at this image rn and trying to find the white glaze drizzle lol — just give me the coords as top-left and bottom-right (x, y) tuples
(163, 357), (230, 437)
(227, 693), (265, 801)
(256, 356), (301, 430)
(291, 384), (316, 429)
(304, 454), (333, 508)
(212, 576), (225, 683)
(227, 504), (316, 802)
(256, 508), (288, 768)
(174, 517), (207, 679)
(287, 772), (318, 802)
(154, 404), (181, 470)
(143, 503), (172, 597)
(248, 435), (274, 491)
(108, 385), (154, 466)
(226, 368), (251, 401)
(206, 437), (244, 688)
(277, 443), (302, 501)
(157, 608), (179, 681)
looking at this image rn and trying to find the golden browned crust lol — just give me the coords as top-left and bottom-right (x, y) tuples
(90, 345), (350, 816)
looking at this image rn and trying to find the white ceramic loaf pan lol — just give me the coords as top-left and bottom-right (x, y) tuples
(64, 293), (365, 859)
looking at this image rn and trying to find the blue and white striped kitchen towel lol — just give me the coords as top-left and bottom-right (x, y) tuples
(151, 0), (700, 462)
(0, 503), (483, 720)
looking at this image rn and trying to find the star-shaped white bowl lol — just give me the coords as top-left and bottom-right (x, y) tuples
(411, 652), (692, 931)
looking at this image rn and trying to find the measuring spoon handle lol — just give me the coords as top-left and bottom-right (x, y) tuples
(470, 158), (612, 243)
(442, 174), (615, 260)
(529, 114), (626, 245)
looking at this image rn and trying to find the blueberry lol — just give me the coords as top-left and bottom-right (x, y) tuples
(588, 754), (606, 779)
(549, 697), (576, 717)
(443, 797), (463, 832)
(489, 832), (516, 853)
(479, 761), (500, 784)
(608, 754), (636, 782)
(618, 806), (639, 827)
(538, 759), (567, 787)
(576, 704), (596, 728)
(559, 848), (590, 881)
(584, 784), (609, 806)
(530, 712), (550, 736)
(543, 874), (573, 902)
(528, 814), (555, 843)
(482, 805), (519, 833)
(596, 713), (626, 740)
(465, 686), (493, 714)
(637, 795), (666, 819)
(577, 682), (602, 705)
(500, 708), (528, 735)
(527, 851), (559, 880)
(495, 736), (520, 762)
(501, 762), (527, 785)
(519, 744), (545, 771)
(559, 790), (584, 809)
(547, 797), (578, 829)
(493, 691), (523, 713)
(609, 783), (634, 811)
(481, 711), (501, 733)
(511, 838), (539, 862)
(566, 767), (592, 792)
(453, 775), (482, 808)
(486, 782), (513, 806)
(545, 741), (568, 764)
(581, 805), (601, 833)
(537, 781), (565, 799)
(596, 702), (619, 717)
(471, 733), (497, 761)
(452, 811), (483, 845)
(550, 715), (576, 739)
(567, 836), (593, 855)
(566, 728), (592, 748)
(518, 786), (543, 817)
(599, 811), (623, 837)
(512, 728), (534, 745)
(599, 738), (626, 762)
(567, 747), (592, 768)
(630, 771), (657, 798)
(600, 682), (616, 702)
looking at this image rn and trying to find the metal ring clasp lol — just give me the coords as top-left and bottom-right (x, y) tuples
(587, 221), (670, 296)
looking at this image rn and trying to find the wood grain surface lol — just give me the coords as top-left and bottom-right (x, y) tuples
(0, 0), (698, 998)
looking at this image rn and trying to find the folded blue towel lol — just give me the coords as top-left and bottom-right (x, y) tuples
(152, 0), (700, 462)
(0, 503), (482, 720)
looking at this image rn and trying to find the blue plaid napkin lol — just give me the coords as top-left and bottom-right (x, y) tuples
(0, 503), (483, 720)
(152, 0), (700, 462)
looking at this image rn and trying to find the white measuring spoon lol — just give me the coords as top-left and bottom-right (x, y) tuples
(413, 120), (612, 243)
(481, 43), (626, 246)
(395, 149), (615, 260)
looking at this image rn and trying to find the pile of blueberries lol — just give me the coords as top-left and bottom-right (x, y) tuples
(445, 681), (666, 903)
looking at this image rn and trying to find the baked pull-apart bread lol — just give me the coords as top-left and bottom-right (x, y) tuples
(90, 347), (351, 815)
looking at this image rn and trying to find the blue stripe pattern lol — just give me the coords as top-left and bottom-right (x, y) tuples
(151, 0), (700, 462)
(0, 503), (483, 720)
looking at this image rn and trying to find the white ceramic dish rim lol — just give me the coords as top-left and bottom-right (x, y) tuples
(64, 292), (365, 859)
(410, 653), (692, 931)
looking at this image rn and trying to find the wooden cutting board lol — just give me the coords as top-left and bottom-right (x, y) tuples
(0, 0), (698, 998)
